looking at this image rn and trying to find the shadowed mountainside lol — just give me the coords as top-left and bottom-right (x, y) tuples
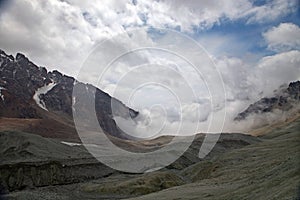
(0, 49), (138, 140)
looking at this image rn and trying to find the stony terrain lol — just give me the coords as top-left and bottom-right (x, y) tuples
(0, 129), (261, 199)
(0, 117), (298, 199)
(127, 117), (300, 200)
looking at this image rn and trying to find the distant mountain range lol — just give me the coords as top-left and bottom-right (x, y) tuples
(0, 49), (138, 141)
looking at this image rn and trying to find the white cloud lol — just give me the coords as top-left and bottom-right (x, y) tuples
(0, 0), (99, 75)
(263, 23), (300, 52)
(134, 0), (297, 31)
(0, 0), (298, 75)
(254, 50), (300, 96)
(245, 0), (297, 24)
(133, 0), (250, 31)
(0, 0), (297, 73)
(215, 56), (255, 101)
(0, 0), (299, 135)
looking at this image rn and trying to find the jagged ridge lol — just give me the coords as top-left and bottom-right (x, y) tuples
(0, 49), (138, 140)
(235, 81), (300, 121)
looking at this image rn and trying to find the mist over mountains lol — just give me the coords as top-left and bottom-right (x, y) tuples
(235, 81), (300, 120)
(232, 80), (300, 131)
(1, 49), (299, 140)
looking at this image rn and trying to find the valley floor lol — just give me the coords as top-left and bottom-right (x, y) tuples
(1, 117), (299, 200)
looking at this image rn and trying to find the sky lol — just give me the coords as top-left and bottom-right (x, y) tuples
(0, 0), (299, 136)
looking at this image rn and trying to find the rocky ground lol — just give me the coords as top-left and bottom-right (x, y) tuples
(0, 117), (299, 200)
(128, 117), (300, 200)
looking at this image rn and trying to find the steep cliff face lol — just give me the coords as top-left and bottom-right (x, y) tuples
(0, 49), (138, 140)
(235, 81), (300, 121)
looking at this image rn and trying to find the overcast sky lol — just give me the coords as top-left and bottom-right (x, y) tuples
(0, 0), (299, 136)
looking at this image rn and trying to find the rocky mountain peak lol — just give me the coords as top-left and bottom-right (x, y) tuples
(0, 49), (138, 140)
(15, 52), (27, 61)
(235, 80), (300, 121)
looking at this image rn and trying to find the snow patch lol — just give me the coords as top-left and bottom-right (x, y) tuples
(61, 141), (103, 148)
(33, 82), (57, 111)
(26, 69), (30, 77)
(1, 54), (13, 62)
(13, 69), (16, 79)
(72, 96), (76, 105)
(0, 87), (6, 101)
(61, 141), (82, 146)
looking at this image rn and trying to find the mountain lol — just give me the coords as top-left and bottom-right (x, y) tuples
(0, 49), (299, 199)
(234, 80), (300, 121)
(0, 49), (138, 140)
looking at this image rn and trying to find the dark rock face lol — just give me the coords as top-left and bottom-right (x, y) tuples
(0, 49), (138, 139)
(235, 81), (300, 121)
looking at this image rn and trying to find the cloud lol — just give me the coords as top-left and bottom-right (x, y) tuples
(0, 0), (297, 73)
(0, 0), (99, 75)
(0, 0), (298, 75)
(208, 50), (300, 133)
(0, 0), (299, 135)
(215, 56), (255, 101)
(254, 50), (300, 96)
(263, 23), (300, 52)
(96, 39), (300, 136)
(135, 0), (298, 31)
(245, 0), (298, 24)
(115, 100), (211, 138)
